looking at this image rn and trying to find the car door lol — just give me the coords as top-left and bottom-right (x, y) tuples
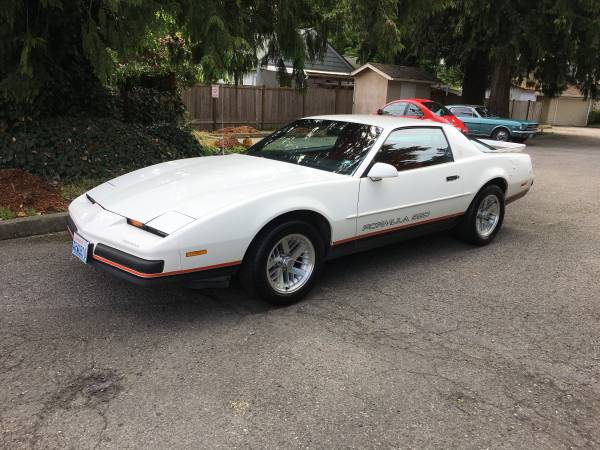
(472, 106), (497, 136)
(355, 127), (467, 241)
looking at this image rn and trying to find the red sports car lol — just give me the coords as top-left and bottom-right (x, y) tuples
(376, 98), (469, 134)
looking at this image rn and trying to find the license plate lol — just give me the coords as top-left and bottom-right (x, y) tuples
(72, 232), (90, 263)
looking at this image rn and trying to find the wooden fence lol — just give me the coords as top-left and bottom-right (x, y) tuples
(182, 84), (354, 130)
(482, 99), (544, 122)
(509, 100), (543, 122)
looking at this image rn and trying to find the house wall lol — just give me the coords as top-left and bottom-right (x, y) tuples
(385, 81), (430, 102)
(385, 80), (403, 102)
(353, 70), (388, 114)
(242, 68), (281, 87)
(415, 84), (431, 99)
(486, 87), (537, 102)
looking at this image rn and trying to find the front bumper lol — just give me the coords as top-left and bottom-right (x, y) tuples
(67, 216), (239, 288)
(511, 129), (539, 138)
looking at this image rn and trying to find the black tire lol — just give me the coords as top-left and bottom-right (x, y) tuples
(454, 185), (505, 246)
(239, 221), (325, 305)
(491, 127), (510, 142)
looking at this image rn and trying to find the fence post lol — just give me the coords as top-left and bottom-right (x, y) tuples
(526, 100), (531, 120)
(260, 85), (265, 130)
(301, 91), (306, 117)
(510, 99), (515, 118)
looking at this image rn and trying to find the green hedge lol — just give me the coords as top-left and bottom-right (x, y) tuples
(123, 88), (186, 124)
(588, 110), (600, 125)
(0, 117), (206, 181)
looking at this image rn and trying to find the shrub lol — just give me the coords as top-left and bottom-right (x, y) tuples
(0, 117), (207, 181)
(588, 110), (600, 125)
(191, 131), (251, 155)
(123, 87), (187, 124)
(203, 146), (248, 156)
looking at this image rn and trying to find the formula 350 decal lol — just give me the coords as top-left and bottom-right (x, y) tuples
(361, 211), (431, 232)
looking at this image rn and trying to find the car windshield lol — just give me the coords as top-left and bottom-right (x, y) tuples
(246, 119), (382, 175)
(475, 106), (492, 117)
(422, 101), (452, 117)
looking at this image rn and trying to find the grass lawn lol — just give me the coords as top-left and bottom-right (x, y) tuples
(59, 179), (105, 202)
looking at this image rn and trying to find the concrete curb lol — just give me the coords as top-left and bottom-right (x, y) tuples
(0, 212), (68, 241)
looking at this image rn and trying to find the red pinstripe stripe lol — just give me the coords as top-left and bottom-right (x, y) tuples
(92, 254), (241, 279)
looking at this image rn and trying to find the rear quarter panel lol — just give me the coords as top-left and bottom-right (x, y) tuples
(457, 152), (532, 205)
(445, 127), (533, 205)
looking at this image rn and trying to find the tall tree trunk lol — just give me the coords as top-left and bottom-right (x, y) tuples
(461, 51), (489, 105)
(488, 61), (512, 117)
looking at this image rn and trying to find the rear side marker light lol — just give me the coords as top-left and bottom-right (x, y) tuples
(126, 218), (168, 238)
(186, 249), (208, 257)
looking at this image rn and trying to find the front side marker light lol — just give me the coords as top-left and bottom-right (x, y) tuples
(186, 249), (208, 257)
(127, 218), (168, 238)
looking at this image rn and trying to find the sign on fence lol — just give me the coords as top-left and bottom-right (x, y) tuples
(211, 85), (219, 98)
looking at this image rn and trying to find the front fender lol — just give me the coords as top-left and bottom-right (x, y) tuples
(173, 178), (359, 271)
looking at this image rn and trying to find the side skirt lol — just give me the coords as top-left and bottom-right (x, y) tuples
(327, 215), (462, 260)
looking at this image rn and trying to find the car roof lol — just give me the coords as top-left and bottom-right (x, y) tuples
(386, 98), (432, 104)
(305, 114), (447, 130)
(447, 104), (482, 108)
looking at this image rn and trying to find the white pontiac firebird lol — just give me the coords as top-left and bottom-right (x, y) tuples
(68, 115), (533, 304)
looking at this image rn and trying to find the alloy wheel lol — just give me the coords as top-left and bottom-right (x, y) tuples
(475, 194), (501, 237)
(266, 233), (315, 294)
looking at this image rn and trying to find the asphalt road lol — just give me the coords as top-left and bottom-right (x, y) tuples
(2, 128), (600, 449)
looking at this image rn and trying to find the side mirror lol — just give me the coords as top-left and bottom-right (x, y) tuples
(376, 108), (384, 115)
(367, 162), (398, 181)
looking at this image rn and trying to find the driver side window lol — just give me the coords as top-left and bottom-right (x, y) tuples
(373, 127), (453, 172)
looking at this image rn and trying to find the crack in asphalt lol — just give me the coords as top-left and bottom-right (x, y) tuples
(27, 368), (123, 449)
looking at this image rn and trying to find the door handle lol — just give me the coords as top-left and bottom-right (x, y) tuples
(446, 175), (460, 182)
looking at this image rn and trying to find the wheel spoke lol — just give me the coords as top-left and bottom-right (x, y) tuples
(289, 266), (306, 277)
(290, 243), (305, 261)
(281, 238), (291, 254)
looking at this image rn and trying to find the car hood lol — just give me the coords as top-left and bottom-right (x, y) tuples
(487, 116), (538, 125)
(87, 154), (344, 223)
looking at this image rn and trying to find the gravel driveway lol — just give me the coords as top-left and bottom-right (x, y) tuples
(1, 127), (599, 449)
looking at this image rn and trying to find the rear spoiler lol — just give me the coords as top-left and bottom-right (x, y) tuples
(478, 139), (526, 152)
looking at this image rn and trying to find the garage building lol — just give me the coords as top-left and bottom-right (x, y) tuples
(538, 86), (593, 127)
